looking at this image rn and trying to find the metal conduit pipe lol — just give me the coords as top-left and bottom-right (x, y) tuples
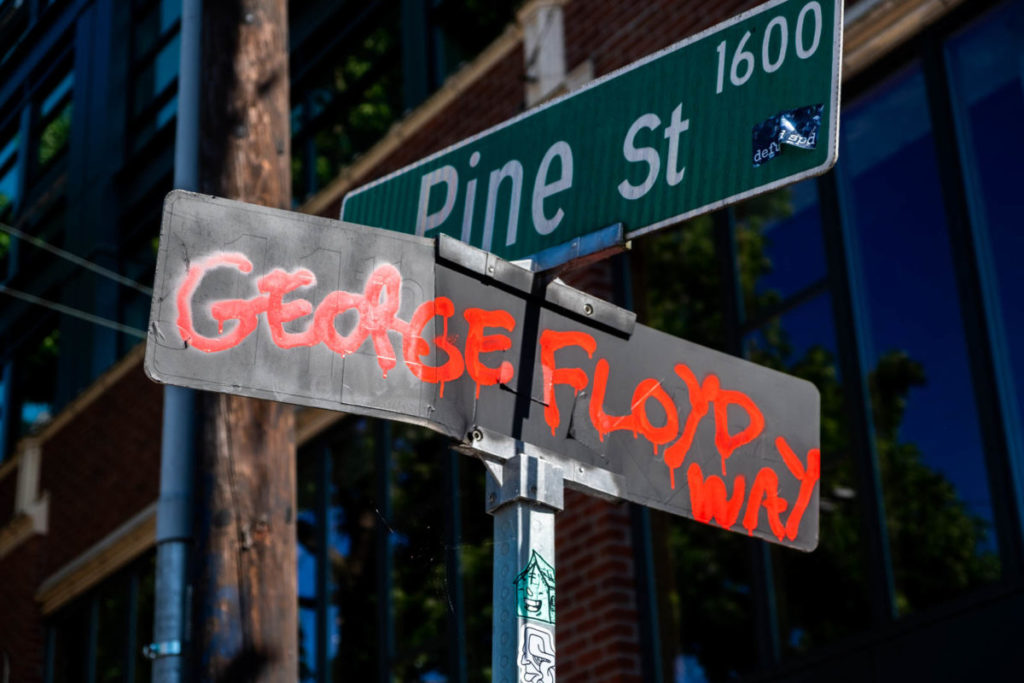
(150, 0), (201, 681)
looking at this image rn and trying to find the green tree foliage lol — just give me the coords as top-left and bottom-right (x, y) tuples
(869, 351), (999, 615)
(38, 104), (72, 167)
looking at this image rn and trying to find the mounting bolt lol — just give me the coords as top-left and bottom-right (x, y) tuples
(471, 428), (484, 442)
(584, 303), (594, 316)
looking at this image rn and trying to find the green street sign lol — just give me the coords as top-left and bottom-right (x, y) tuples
(341, 0), (842, 261)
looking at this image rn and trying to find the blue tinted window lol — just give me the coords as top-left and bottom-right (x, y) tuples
(0, 131), (19, 220)
(0, 132), (18, 167)
(133, 34), (180, 117)
(0, 366), (10, 461)
(946, 0), (1024, 504)
(737, 180), (827, 321)
(745, 292), (872, 655)
(133, 0), (182, 59)
(37, 72), (73, 169)
(837, 65), (1000, 615)
(41, 73), (73, 117)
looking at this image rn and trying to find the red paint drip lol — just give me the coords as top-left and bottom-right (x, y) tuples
(539, 329), (596, 436)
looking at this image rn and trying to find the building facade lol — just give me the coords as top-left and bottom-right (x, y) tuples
(1, 0), (1023, 681)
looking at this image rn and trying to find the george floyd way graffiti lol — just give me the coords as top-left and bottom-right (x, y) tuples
(146, 192), (820, 550)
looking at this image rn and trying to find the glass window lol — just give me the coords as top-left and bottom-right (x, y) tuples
(297, 417), (492, 681)
(95, 577), (131, 683)
(0, 0), (31, 65)
(129, 0), (179, 153)
(295, 419), (380, 680)
(457, 453), (492, 683)
(48, 600), (90, 683)
(132, 34), (180, 119)
(430, 0), (520, 82)
(391, 424), (453, 681)
(0, 128), (19, 222)
(637, 215), (724, 349)
(289, 1), (519, 204)
(837, 64), (1001, 616)
(46, 552), (154, 683)
(133, 554), (155, 683)
(291, 8), (404, 202)
(736, 182), (827, 322)
(296, 447), (324, 682)
(745, 294), (872, 656)
(36, 71), (73, 170)
(660, 518), (760, 680)
(639, 216), (759, 680)
(0, 364), (11, 462)
(946, 0), (1024, 492)
(733, 174), (873, 656)
(133, 0), (181, 58)
(17, 326), (59, 437)
(326, 419), (380, 679)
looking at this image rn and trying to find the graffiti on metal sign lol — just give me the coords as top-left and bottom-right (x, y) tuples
(519, 624), (555, 683)
(169, 248), (819, 544)
(515, 551), (555, 624)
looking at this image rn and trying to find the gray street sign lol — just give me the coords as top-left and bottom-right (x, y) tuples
(146, 192), (821, 550)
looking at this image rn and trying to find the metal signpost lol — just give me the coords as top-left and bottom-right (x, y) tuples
(146, 191), (821, 681)
(340, 0), (843, 261)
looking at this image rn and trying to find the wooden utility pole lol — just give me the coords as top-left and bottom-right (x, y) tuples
(193, 1), (297, 681)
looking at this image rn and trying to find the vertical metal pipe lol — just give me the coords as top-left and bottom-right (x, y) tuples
(487, 454), (563, 683)
(152, 387), (196, 682)
(174, 0), (202, 193)
(151, 1), (201, 681)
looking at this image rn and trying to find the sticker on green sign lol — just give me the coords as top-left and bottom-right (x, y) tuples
(752, 103), (824, 166)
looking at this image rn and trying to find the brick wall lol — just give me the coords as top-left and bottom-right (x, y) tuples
(564, 0), (761, 78)
(39, 359), (162, 576)
(0, 537), (45, 682)
(0, 354), (162, 683)
(558, 490), (645, 682)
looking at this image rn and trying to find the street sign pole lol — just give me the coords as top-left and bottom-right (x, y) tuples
(484, 452), (563, 683)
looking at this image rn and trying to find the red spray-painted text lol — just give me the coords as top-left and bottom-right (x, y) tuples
(175, 253), (818, 541)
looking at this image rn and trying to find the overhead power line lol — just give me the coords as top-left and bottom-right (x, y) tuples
(0, 283), (147, 339)
(0, 221), (154, 296)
